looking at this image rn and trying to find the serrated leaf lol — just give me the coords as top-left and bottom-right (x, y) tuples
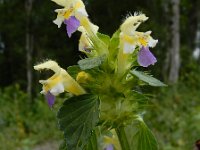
(67, 65), (81, 79)
(130, 70), (167, 87)
(78, 55), (106, 70)
(57, 94), (100, 150)
(125, 119), (158, 150)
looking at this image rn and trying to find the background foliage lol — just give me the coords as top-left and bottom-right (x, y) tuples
(0, 0), (200, 149)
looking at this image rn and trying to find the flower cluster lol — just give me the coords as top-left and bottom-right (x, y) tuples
(117, 13), (158, 76)
(34, 0), (158, 107)
(34, 1), (162, 149)
(120, 29), (158, 67)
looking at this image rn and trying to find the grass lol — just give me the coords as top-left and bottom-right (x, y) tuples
(0, 85), (62, 150)
(145, 82), (200, 150)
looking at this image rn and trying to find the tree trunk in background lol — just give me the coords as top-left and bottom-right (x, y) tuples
(168, 0), (180, 84)
(25, 0), (34, 100)
(193, 0), (200, 61)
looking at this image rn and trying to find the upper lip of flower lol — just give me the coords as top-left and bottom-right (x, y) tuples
(34, 60), (86, 96)
(34, 60), (61, 73)
(120, 14), (149, 35)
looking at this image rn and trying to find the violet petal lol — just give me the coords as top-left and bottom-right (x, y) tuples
(105, 144), (114, 150)
(64, 16), (80, 37)
(45, 91), (55, 108)
(137, 46), (157, 67)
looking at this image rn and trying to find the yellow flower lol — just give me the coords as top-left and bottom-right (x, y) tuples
(117, 13), (158, 75)
(135, 31), (158, 48)
(76, 71), (91, 83)
(52, 0), (106, 55)
(79, 32), (92, 52)
(34, 60), (86, 96)
(78, 25), (98, 52)
(120, 31), (158, 54)
(53, 0), (88, 28)
(120, 14), (158, 54)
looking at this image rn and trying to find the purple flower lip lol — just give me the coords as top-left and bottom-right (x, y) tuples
(64, 16), (80, 37)
(137, 46), (157, 67)
(105, 144), (114, 150)
(45, 91), (55, 108)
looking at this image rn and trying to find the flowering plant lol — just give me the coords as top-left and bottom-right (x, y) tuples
(34, 0), (166, 149)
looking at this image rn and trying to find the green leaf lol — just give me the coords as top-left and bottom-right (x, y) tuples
(57, 94), (100, 150)
(78, 55), (106, 70)
(116, 126), (131, 150)
(109, 30), (120, 49)
(108, 30), (120, 56)
(67, 65), (81, 79)
(130, 69), (167, 87)
(91, 34), (108, 55)
(106, 30), (120, 69)
(85, 131), (98, 150)
(125, 119), (158, 150)
(136, 122), (158, 150)
(97, 32), (110, 46)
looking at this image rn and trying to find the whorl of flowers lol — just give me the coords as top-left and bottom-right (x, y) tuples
(34, 0), (164, 149)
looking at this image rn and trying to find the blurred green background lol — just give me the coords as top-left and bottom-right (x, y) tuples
(0, 0), (200, 149)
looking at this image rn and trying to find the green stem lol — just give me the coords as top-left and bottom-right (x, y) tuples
(115, 126), (130, 150)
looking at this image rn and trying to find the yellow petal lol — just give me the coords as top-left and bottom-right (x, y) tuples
(64, 7), (74, 19)
(138, 37), (148, 47)
(121, 14), (148, 35)
(74, 0), (84, 9)
(34, 60), (61, 73)
(121, 33), (135, 44)
(135, 31), (158, 47)
(76, 71), (91, 83)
